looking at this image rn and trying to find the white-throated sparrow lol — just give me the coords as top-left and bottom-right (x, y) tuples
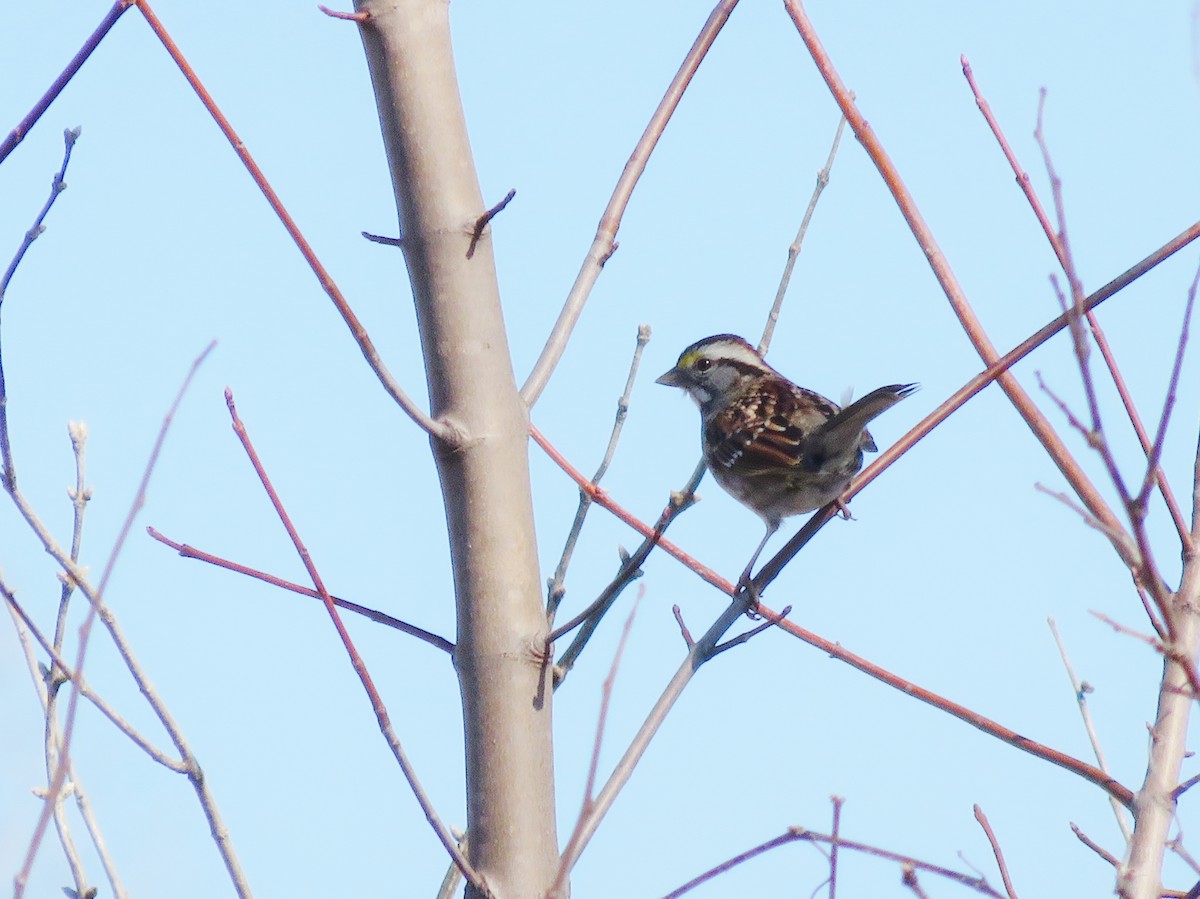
(657, 334), (916, 583)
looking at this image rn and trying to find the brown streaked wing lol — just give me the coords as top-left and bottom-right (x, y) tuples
(705, 385), (838, 476)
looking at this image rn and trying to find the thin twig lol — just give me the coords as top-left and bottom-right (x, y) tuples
(537, 414), (1135, 808)
(133, 0), (456, 443)
(547, 325), (651, 621)
(1, 127), (80, 300)
(1034, 99), (1174, 629)
(5, 588), (186, 772)
(362, 230), (403, 247)
(672, 605), (695, 649)
(962, 56), (1192, 549)
(759, 114), (848, 356)
(782, 0), (1141, 605)
(1089, 611), (1200, 700)
(10, 345), (254, 899)
(1171, 835), (1200, 876)
(1135, 262), (1197, 518)
(1174, 773), (1200, 800)
(1092, 313), (1191, 549)
(1, 128), (82, 491)
(973, 805), (1019, 899)
(532, 424), (723, 595)
(6, 593), (92, 897)
(318, 4), (370, 22)
(1033, 482), (1137, 562)
(753, 63), (1200, 601)
(466, 188), (515, 259)
(707, 604), (791, 659)
(765, 593), (1135, 809)
(548, 593), (641, 898)
(223, 388), (481, 891)
(557, 590), (759, 876)
(522, 0), (741, 406)
(663, 826), (1003, 898)
(829, 796), (844, 899)
(147, 527), (453, 654)
(1047, 618), (1132, 841)
(1070, 822), (1120, 868)
(0, 2), (129, 164)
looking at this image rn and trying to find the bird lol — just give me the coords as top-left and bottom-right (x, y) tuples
(656, 333), (916, 589)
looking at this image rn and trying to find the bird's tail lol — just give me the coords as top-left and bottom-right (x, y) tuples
(808, 383), (918, 465)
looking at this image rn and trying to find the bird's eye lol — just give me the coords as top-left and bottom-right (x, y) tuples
(695, 358), (713, 372)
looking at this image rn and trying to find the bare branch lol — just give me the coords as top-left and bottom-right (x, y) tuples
(1135, 263), (1198, 521)
(133, 0), (457, 444)
(1, 128), (82, 491)
(1071, 822), (1120, 868)
(549, 593), (641, 898)
(361, 230), (403, 247)
(752, 217), (1200, 593)
(1047, 618), (1132, 841)
(1089, 611), (1200, 701)
(532, 425), (725, 595)
(664, 826), (1003, 898)
(782, 0), (1140, 593)
(671, 604), (695, 649)
(965, 55), (1189, 535)
(318, 4), (370, 22)
(547, 325), (652, 621)
(8, 344), (253, 899)
(1, 127), (80, 301)
(557, 592), (757, 876)
(5, 586), (186, 772)
(223, 388), (481, 890)
(759, 114), (848, 356)
(829, 796), (844, 899)
(973, 805), (1019, 899)
(147, 527), (454, 654)
(0, 2), (129, 164)
(522, 0), (741, 405)
(707, 604), (791, 659)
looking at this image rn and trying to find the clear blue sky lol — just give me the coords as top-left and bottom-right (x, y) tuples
(3, 2), (1199, 896)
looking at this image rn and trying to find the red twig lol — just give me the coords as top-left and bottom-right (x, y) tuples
(222, 388), (481, 890)
(974, 805), (1019, 899)
(754, 219), (1200, 593)
(671, 604), (695, 648)
(133, 0), (453, 442)
(962, 56), (1192, 551)
(146, 527), (454, 654)
(1070, 822), (1120, 868)
(530, 423), (729, 594)
(1090, 610), (1200, 700)
(318, 4), (369, 22)
(783, 0), (1137, 584)
(535, 418), (1132, 806)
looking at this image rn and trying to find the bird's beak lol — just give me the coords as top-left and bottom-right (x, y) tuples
(655, 367), (683, 388)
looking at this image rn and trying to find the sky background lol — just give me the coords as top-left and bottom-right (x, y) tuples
(3, 2), (1200, 897)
